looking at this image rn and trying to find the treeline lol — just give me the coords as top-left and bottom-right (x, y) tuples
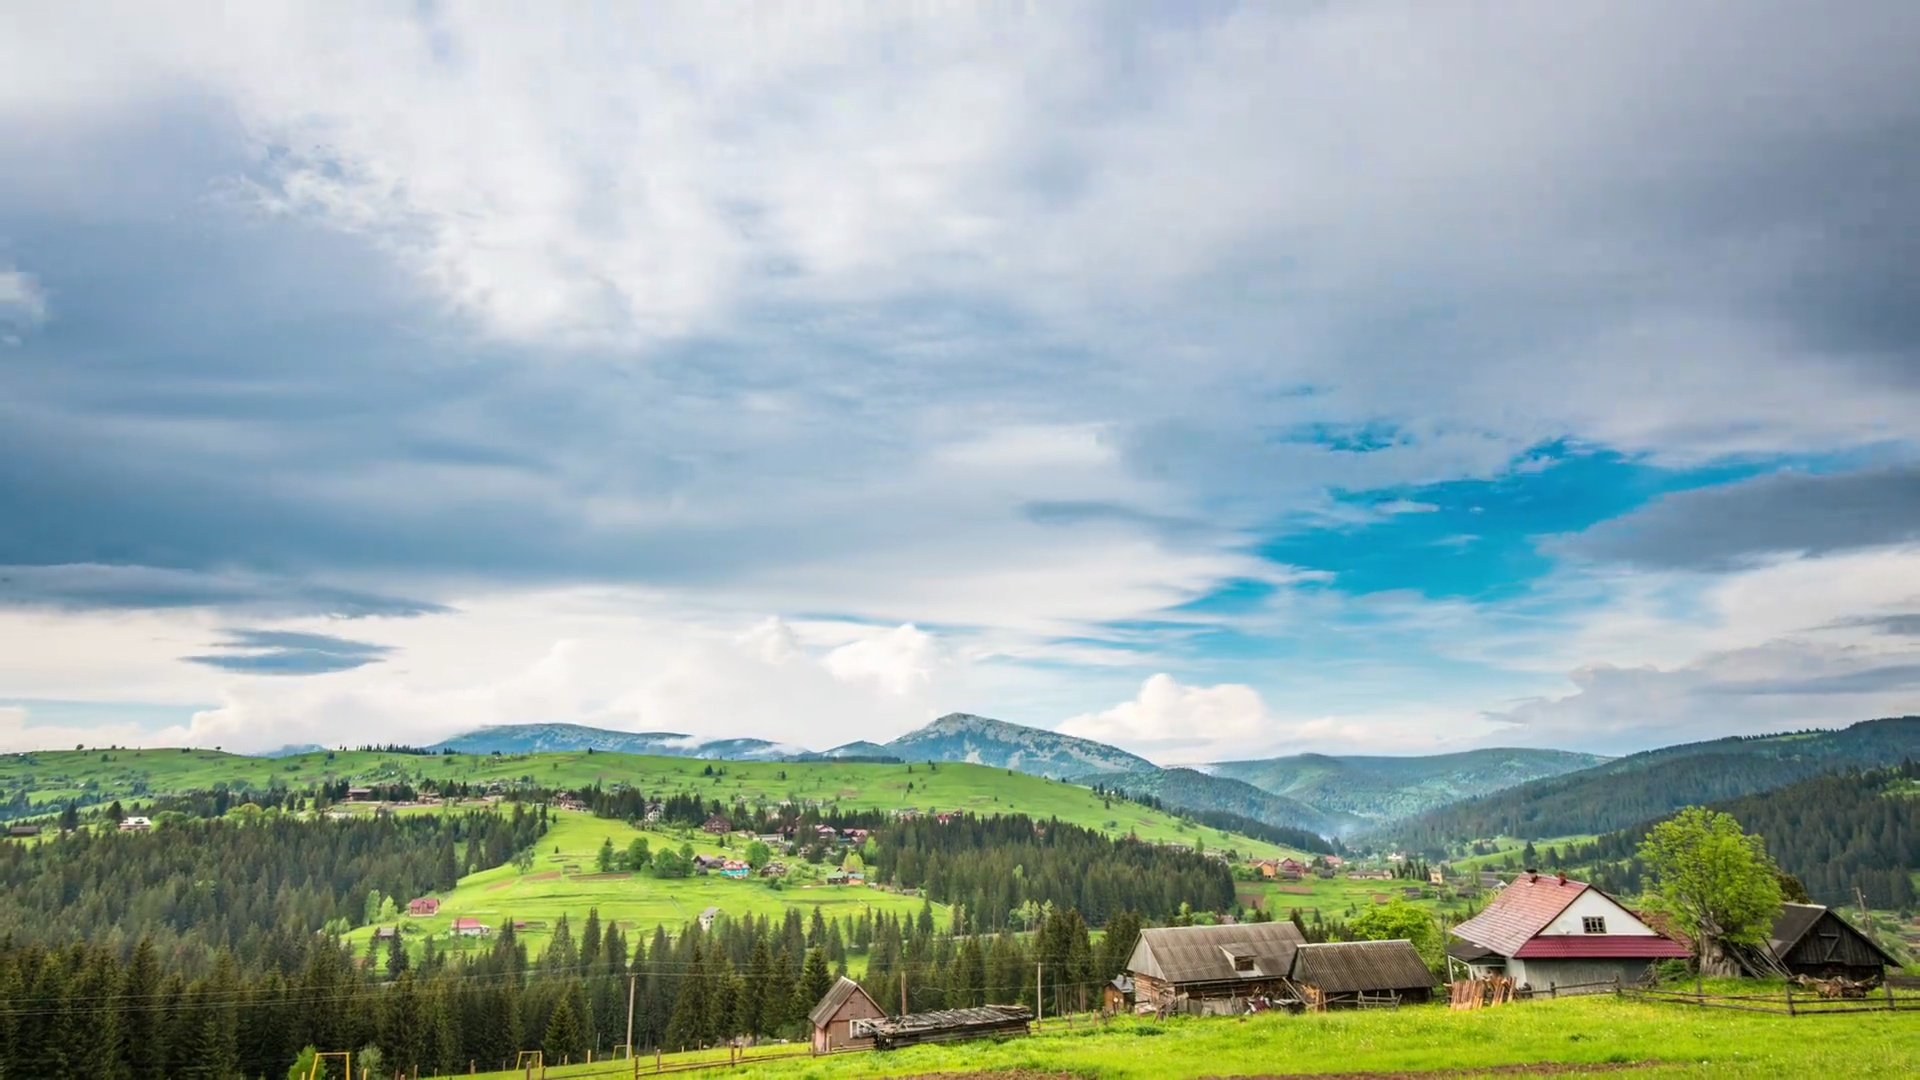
(0, 808), (545, 975)
(1551, 762), (1918, 910)
(0, 901), (1139, 1079)
(872, 815), (1236, 929)
(1391, 716), (1920, 849)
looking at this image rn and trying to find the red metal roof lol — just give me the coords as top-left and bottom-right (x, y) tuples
(1513, 936), (1690, 959)
(1449, 873), (1588, 956)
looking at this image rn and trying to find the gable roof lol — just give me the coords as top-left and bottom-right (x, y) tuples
(1448, 873), (1591, 956)
(1127, 922), (1305, 984)
(1513, 936), (1688, 959)
(1288, 940), (1433, 993)
(1767, 903), (1899, 966)
(808, 976), (881, 1028)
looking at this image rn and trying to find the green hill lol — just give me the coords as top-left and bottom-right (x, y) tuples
(1385, 715), (1920, 847)
(0, 746), (1309, 859)
(1206, 747), (1606, 824)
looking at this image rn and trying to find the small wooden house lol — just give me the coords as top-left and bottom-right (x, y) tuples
(407, 897), (440, 917)
(1101, 975), (1134, 1015)
(702, 814), (732, 834)
(1741, 903), (1898, 981)
(1126, 922), (1306, 1015)
(1287, 940), (1434, 1007)
(808, 976), (886, 1053)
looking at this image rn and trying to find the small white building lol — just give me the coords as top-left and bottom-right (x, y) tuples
(1448, 871), (1688, 992)
(118, 816), (152, 832)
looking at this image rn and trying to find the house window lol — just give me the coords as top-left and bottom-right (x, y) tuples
(849, 1019), (874, 1038)
(1581, 916), (1607, 934)
(1233, 955), (1255, 972)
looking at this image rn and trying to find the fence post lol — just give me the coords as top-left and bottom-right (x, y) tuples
(1784, 984), (1795, 1017)
(1888, 978), (1898, 1012)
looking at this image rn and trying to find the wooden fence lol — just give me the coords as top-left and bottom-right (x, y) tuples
(1619, 981), (1920, 1016)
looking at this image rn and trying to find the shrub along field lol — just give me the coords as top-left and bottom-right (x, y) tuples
(2, 747), (1312, 860)
(433, 995), (1920, 1079)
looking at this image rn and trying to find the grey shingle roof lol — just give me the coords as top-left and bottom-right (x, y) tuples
(1288, 940), (1434, 993)
(1126, 922), (1305, 984)
(807, 976), (880, 1029)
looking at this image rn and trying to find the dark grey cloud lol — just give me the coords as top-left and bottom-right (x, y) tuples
(1566, 466), (1920, 571)
(183, 627), (392, 676)
(0, 565), (445, 618)
(1835, 613), (1920, 637)
(1703, 663), (1920, 696)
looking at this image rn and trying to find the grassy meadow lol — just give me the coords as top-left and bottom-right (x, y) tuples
(343, 811), (946, 963)
(1, 747), (1310, 860)
(430, 994), (1920, 1078)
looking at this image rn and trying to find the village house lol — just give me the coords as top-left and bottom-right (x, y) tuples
(372, 926), (399, 942)
(759, 861), (787, 877)
(842, 828), (870, 843)
(933, 811), (960, 825)
(1287, 940), (1434, 1008)
(1323, 855), (1344, 868)
(1102, 975), (1135, 1015)
(692, 853), (727, 873)
(703, 814), (732, 835)
(5, 824), (41, 838)
(118, 816), (152, 832)
(450, 917), (491, 938)
(1126, 922), (1307, 1015)
(720, 859), (750, 879)
(698, 906), (722, 931)
(808, 976), (886, 1053)
(1478, 872), (1507, 891)
(344, 787), (375, 802)
(407, 896), (440, 917)
(1735, 903), (1899, 982)
(1279, 857), (1307, 875)
(1447, 871), (1687, 992)
(1252, 859), (1279, 879)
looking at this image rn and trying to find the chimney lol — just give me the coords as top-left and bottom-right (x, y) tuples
(1525, 868), (1538, 882)
(1557, 871), (1567, 886)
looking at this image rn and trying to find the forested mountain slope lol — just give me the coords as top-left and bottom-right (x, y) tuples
(1388, 716), (1920, 847)
(1081, 767), (1361, 840)
(1542, 761), (1919, 910)
(1208, 747), (1605, 822)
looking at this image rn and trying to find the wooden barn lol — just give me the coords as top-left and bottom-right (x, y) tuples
(1102, 975), (1134, 1015)
(808, 976), (885, 1053)
(1738, 903), (1898, 981)
(1287, 940), (1435, 1008)
(867, 1004), (1032, 1049)
(1126, 922), (1306, 1015)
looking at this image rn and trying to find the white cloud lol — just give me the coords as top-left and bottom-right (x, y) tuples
(0, 266), (46, 333)
(1059, 674), (1271, 758)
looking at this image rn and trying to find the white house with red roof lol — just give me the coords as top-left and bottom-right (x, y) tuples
(1448, 871), (1687, 992)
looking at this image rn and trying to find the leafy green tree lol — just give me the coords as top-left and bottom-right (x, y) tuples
(1638, 806), (1783, 975)
(286, 1045), (319, 1080)
(597, 837), (615, 872)
(744, 839), (772, 869)
(625, 837), (650, 871)
(1347, 900), (1442, 968)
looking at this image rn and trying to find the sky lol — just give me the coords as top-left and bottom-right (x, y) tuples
(3, 2), (1919, 761)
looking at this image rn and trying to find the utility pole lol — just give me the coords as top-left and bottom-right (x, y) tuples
(624, 966), (637, 1061)
(1036, 962), (1043, 1025)
(899, 970), (908, 1016)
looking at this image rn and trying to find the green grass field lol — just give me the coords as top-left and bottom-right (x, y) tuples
(1, 748), (1309, 860)
(430, 994), (1920, 1078)
(344, 812), (945, 963)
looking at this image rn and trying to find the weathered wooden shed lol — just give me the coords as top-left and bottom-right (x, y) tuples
(867, 1004), (1033, 1049)
(808, 976), (885, 1053)
(1742, 903), (1898, 981)
(1287, 940), (1435, 1007)
(1126, 922), (1306, 1015)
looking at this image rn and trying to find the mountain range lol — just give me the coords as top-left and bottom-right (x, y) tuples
(1204, 747), (1608, 824)
(419, 712), (1609, 839)
(1384, 715), (1920, 847)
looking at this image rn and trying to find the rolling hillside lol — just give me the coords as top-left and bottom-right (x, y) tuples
(0, 746), (1312, 860)
(1079, 766), (1362, 840)
(1386, 715), (1920, 847)
(1207, 747), (1607, 823)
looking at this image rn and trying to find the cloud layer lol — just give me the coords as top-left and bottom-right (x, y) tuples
(2, 4), (1919, 756)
